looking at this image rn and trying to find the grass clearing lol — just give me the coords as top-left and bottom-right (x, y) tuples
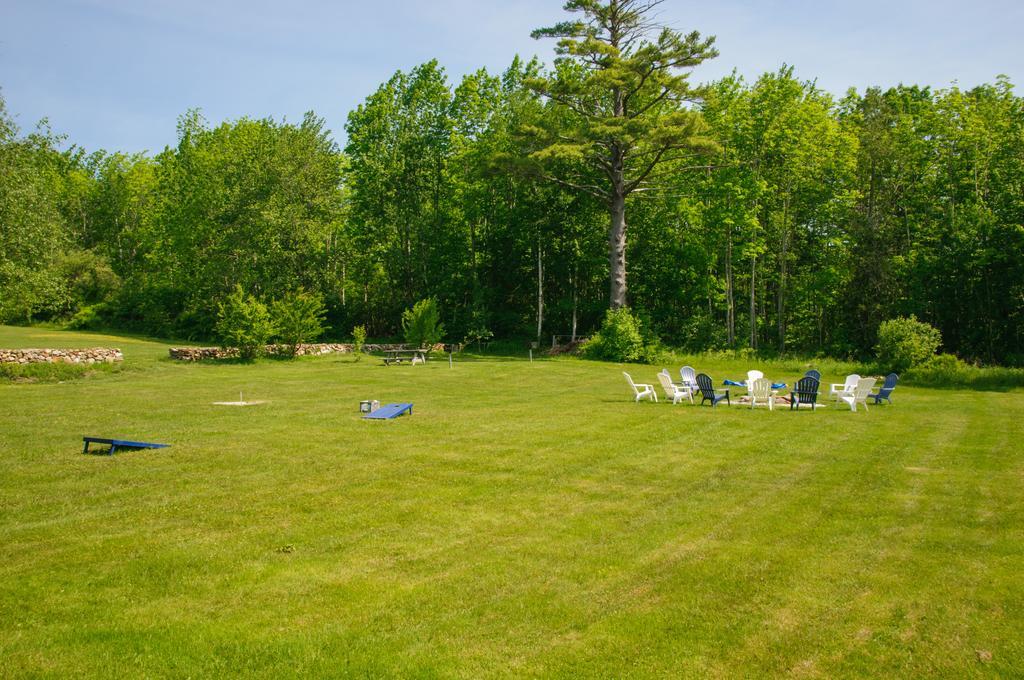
(1, 325), (1022, 677)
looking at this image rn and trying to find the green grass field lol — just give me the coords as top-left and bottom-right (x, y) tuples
(1, 325), (1021, 677)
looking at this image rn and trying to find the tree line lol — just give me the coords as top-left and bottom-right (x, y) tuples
(1, 2), (1022, 364)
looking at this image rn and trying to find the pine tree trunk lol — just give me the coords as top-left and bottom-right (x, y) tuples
(726, 225), (735, 346)
(570, 268), (578, 341)
(609, 184), (627, 309)
(750, 254), (757, 349)
(777, 199), (789, 351)
(536, 234), (544, 342)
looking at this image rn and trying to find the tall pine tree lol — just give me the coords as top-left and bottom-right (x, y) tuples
(527, 0), (719, 308)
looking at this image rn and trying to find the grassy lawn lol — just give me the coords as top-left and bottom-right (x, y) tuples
(1, 325), (1021, 677)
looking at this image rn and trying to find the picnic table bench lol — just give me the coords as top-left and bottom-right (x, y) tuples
(82, 436), (170, 455)
(383, 349), (427, 366)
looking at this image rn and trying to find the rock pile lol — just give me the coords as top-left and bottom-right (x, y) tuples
(168, 343), (446, 361)
(167, 347), (238, 361)
(0, 348), (124, 364)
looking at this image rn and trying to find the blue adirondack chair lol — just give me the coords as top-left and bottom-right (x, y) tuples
(869, 373), (899, 404)
(790, 376), (821, 411)
(696, 373), (730, 407)
(804, 369), (821, 382)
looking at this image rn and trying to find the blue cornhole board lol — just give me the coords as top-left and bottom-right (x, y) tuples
(83, 436), (170, 455)
(362, 402), (413, 420)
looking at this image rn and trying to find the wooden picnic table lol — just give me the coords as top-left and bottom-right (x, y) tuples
(383, 349), (427, 366)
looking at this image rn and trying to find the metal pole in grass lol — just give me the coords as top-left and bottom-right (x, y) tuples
(449, 351), (453, 369)
(529, 349), (533, 362)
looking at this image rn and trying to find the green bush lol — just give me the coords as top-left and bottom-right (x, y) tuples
(271, 290), (328, 357)
(215, 286), (276, 360)
(582, 307), (646, 362)
(875, 316), (942, 372)
(402, 298), (445, 348)
(55, 249), (121, 317)
(923, 353), (966, 373)
(65, 302), (111, 330)
(904, 353), (969, 386)
(351, 325), (367, 361)
(638, 337), (672, 365)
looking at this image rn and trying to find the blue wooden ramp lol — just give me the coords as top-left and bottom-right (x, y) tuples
(362, 402), (413, 420)
(83, 436), (170, 455)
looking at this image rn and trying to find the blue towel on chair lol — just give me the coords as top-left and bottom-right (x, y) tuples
(724, 378), (788, 390)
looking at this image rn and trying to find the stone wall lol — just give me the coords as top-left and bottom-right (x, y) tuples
(168, 343), (446, 361)
(0, 348), (124, 364)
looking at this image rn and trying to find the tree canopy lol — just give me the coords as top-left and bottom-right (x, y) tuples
(1, 31), (1023, 365)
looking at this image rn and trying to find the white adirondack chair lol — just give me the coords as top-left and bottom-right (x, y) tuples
(624, 372), (657, 403)
(749, 377), (774, 410)
(830, 374), (861, 401)
(658, 370), (693, 404)
(746, 369), (764, 395)
(840, 377), (876, 412)
(679, 365), (699, 393)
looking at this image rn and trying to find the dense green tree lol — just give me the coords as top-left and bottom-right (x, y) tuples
(82, 152), (157, 278)
(344, 61), (459, 333)
(215, 285), (276, 360)
(134, 110), (343, 336)
(0, 95), (68, 323)
(402, 298), (445, 347)
(272, 290), (329, 357)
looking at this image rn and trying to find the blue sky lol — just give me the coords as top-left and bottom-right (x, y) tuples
(2, 0), (1021, 154)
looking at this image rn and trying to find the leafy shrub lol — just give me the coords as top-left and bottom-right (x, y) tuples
(271, 290), (328, 357)
(923, 353), (966, 373)
(0, 266), (65, 324)
(215, 286), (276, 360)
(351, 325), (367, 361)
(402, 298), (445, 348)
(875, 316), (942, 372)
(56, 249), (121, 316)
(582, 307), (646, 362)
(66, 302), (111, 330)
(640, 337), (675, 365)
(904, 353), (969, 386)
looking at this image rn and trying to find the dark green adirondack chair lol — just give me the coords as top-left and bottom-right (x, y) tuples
(696, 373), (730, 407)
(790, 376), (821, 410)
